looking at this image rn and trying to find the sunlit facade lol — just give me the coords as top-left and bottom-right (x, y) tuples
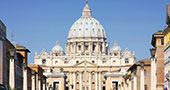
(34, 1), (136, 90)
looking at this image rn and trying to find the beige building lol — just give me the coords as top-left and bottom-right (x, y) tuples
(34, 1), (136, 90)
(151, 31), (164, 90)
(124, 58), (151, 90)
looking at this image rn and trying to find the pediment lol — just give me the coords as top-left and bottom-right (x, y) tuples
(73, 60), (98, 67)
(39, 49), (50, 58)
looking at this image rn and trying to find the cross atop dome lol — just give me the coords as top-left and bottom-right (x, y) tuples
(82, 0), (92, 17)
(56, 40), (59, 46)
(86, 0), (88, 4)
(114, 40), (118, 46)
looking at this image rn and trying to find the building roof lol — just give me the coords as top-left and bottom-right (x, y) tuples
(136, 58), (151, 65)
(68, 1), (106, 39)
(28, 64), (48, 68)
(128, 58), (150, 71)
(51, 41), (64, 54)
(110, 40), (121, 51)
(151, 31), (163, 47)
(16, 44), (30, 52)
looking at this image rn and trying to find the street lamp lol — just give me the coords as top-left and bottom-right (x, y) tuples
(23, 63), (27, 68)
(150, 48), (156, 58)
(38, 76), (41, 80)
(31, 70), (36, 75)
(9, 49), (15, 58)
(140, 62), (145, 68)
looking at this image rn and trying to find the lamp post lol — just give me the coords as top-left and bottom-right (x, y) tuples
(140, 62), (145, 90)
(43, 79), (46, 90)
(23, 62), (28, 90)
(9, 49), (16, 90)
(140, 62), (144, 68)
(31, 70), (36, 90)
(150, 48), (156, 58)
(38, 76), (41, 90)
(150, 48), (156, 90)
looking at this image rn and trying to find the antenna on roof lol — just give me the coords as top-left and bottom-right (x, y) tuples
(11, 31), (16, 46)
(11, 31), (14, 42)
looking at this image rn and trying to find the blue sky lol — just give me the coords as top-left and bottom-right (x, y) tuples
(0, 0), (169, 63)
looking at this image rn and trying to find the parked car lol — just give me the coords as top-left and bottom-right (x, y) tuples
(0, 84), (6, 90)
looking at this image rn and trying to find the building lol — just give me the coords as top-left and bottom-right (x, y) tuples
(0, 20), (25, 90)
(33, 1), (136, 90)
(163, 3), (170, 90)
(16, 44), (32, 90)
(0, 20), (7, 85)
(0, 19), (35, 90)
(28, 64), (45, 90)
(123, 31), (164, 90)
(124, 58), (151, 90)
(151, 31), (164, 90)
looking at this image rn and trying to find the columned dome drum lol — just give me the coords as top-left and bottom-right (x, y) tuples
(66, 2), (109, 55)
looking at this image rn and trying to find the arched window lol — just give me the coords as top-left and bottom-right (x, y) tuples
(91, 73), (95, 79)
(93, 45), (96, 52)
(78, 45), (81, 51)
(85, 45), (88, 51)
(76, 74), (79, 80)
(42, 59), (46, 64)
(100, 45), (102, 52)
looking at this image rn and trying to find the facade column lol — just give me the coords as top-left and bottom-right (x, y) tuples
(38, 79), (41, 90)
(140, 67), (144, 90)
(124, 82), (127, 90)
(81, 42), (85, 53)
(133, 76), (137, 90)
(90, 42), (93, 55)
(129, 80), (131, 90)
(68, 43), (71, 54)
(102, 43), (105, 53)
(43, 82), (46, 90)
(96, 43), (99, 53)
(95, 72), (98, 90)
(80, 72), (82, 90)
(89, 72), (92, 90)
(73, 72), (76, 90)
(99, 72), (101, 90)
(23, 69), (28, 90)
(70, 72), (72, 90)
(74, 43), (76, 53)
(151, 57), (156, 90)
(9, 58), (15, 90)
(32, 75), (35, 90)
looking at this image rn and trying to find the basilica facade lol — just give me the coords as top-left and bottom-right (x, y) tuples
(34, 1), (136, 90)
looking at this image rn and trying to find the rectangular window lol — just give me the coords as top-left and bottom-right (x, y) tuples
(102, 61), (106, 64)
(64, 61), (68, 64)
(85, 45), (88, 51)
(93, 45), (96, 52)
(125, 58), (129, 64)
(78, 45), (81, 51)
(161, 38), (164, 45)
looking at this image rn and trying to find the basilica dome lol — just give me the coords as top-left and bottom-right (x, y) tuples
(52, 41), (64, 54)
(68, 2), (106, 39)
(110, 41), (121, 51)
